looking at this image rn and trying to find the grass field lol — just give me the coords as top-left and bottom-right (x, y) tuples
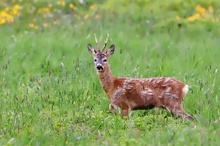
(0, 0), (220, 145)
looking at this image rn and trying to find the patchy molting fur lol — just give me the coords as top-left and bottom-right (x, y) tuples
(88, 36), (194, 121)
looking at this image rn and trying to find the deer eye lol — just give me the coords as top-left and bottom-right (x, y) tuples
(94, 59), (97, 62)
(103, 59), (107, 62)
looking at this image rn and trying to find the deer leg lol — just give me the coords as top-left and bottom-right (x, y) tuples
(121, 109), (129, 117)
(109, 103), (131, 119)
(109, 103), (118, 116)
(183, 113), (194, 121)
(172, 109), (194, 121)
(121, 105), (131, 119)
(166, 103), (194, 121)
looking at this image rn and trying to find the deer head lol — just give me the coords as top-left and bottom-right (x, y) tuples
(88, 34), (115, 72)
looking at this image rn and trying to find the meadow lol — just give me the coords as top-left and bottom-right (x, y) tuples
(0, 0), (220, 145)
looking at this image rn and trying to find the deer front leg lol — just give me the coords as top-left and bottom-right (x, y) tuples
(121, 104), (131, 119)
(109, 102), (131, 119)
(121, 109), (130, 119)
(109, 103), (118, 116)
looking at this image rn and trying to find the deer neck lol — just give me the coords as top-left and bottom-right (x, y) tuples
(97, 64), (115, 94)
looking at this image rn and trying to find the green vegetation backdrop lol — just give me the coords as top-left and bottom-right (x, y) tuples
(0, 0), (220, 145)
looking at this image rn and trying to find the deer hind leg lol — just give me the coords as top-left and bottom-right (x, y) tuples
(166, 102), (194, 121)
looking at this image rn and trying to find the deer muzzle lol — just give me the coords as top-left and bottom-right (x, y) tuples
(96, 65), (104, 71)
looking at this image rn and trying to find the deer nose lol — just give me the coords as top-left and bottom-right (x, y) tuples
(96, 65), (103, 71)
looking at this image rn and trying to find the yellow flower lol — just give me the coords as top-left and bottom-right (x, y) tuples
(0, 19), (6, 25)
(208, 6), (213, 13)
(0, 4), (22, 25)
(37, 7), (50, 14)
(42, 23), (48, 27)
(196, 5), (206, 14)
(8, 16), (14, 23)
(84, 14), (89, 20)
(58, 1), (66, 7)
(28, 23), (34, 28)
(69, 4), (77, 10)
(187, 13), (200, 21)
(48, 3), (52, 8)
(89, 4), (96, 10)
(27, 23), (37, 29)
(13, 5), (22, 11)
(10, 9), (19, 16)
(1, 12), (14, 23)
(175, 16), (181, 21)
(3, 7), (9, 12)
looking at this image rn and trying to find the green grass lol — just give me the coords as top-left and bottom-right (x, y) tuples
(0, 0), (220, 145)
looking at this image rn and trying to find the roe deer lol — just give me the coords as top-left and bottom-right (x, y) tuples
(88, 34), (194, 121)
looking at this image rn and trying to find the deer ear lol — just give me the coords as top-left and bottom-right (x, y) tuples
(106, 44), (115, 57)
(88, 44), (96, 56)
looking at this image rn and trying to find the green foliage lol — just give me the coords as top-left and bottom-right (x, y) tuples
(0, 0), (220, 145)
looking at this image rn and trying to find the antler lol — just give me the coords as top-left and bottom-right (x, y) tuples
(101, 33), (109, 52)
(94, 33), (100, 51)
